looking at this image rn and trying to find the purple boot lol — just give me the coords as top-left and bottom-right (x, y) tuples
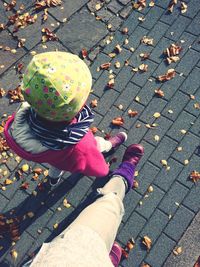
(108, 132), (127, 150)
(109, 242), (122, 267)
(112, 144), (144, 192)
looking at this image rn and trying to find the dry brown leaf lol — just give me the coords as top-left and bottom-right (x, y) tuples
(115, 44), (122, 53)
(0, 88), (6, 98)
(4, 0), (16, 11)
(128, 109), (138, 117)
(166, 56), (180, 64)
(42, 28), (58, 42)
(81, 48), (88, 59)
(111, 117), (124, 126)
(165, 44), (182, 57)
(115, 61), (121, 69)
(173, 246), (182, 255)
(133, 180), (139, 188)
(141, 264), (151, 267)
(42, 8), (48, 21)
(121, 27), (128, 34)
(20, 182), (29, 190)
(157, 69), (176, 82)
(4, 179), (13, 185)
(168, 0), (178, 13)
(194, 103), (200, 110)
(107, 78), (115, 88)
(90, 99), (98, 108)
(141, 36), (154, 46)
(142, 236), (152, 250)
(35, 0), (62, 10)
(33, 168), (43, 175)
(139, 63), (148, 72)
(133, 0), (146, 10)
(10, 249), (18, 260)
(90, 126), (98, 134)
(139, 53), (150, 60)
(100, 62), (111, 70)
(0, 137), (10, 152)
(7, 85), (24, 103)
(190, 170), (200, 183)
(154, 89), (164, 97)
(181, 2), (187, 13)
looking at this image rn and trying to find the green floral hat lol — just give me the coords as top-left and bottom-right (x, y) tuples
(21, 51), (92, 121)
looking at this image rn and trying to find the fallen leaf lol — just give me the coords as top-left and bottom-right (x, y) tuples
(141, 36), (154, 46)
(10, 249), (18, 260)
(138, 16), (145, 22)
(149, 1), (155, 7)
(42, 28), (58, 42)
(7, 85), (24, 103)
(154, 135), (160, 142)
(157, 69), (176, 82)
(35, 0), (62, 10)
(100, 62), (111, 70)
(114, 61), (121, 69)
(20, 182), (29, 190)
(118, 104), (123, 110)
(33, 168), (43, 175)
(27, 212), (34, 218)
(180, 129), (187, 134)
(122, 248), (129, 259)
(90, 99), (98, 108)
(115, 44), (122, 53)
(133, 180), (139, 188)
(173, 246), (182, 255)
(154, 89), (164, 97)
(0, 88), (6, 98)
(142, 236), (152, 250)
(181, 2), (187, 13)
(190, 170), (200, 183)
(166, 56), (180, 64)
(139, 53), (150, 60)
(107, 78), (115, 88)
(21, 164), (29, 172)
(95, 3), (101, 10)
(90, 127), (98, 134)
(42, 8), (48, 21)
(128, 109), (138, 117)
(147, 185), (153, 193)
(139, 63), (148, 72)
(168, 0), (178, 13)
(194, 103), (200, 110)
(111, 117), (124, 126)
(121, 27), (128, 34)
(53, 223), (59, 229)
(133, 0), (146, 10)
(153, 112), (161, 118)
(5, 0), (16, 11)
(4, 179), (13, 185)
(161, 159), (168, 166)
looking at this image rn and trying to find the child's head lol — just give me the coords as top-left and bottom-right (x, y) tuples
(21, 51), (92, 122)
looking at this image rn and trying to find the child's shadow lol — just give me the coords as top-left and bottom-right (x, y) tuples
(0, 173), (85, 263)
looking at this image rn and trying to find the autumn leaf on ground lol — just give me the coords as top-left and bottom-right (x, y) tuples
(81, 48), (88, 59)
(10, 249), (18, 260)
(7, 85), (24, 103)
(164, 44), (182, 64)
(173, 246), (182, 255)
(90, 99), (98, 108)
(168, 0), (178, 13)
(42, 8), (48, 21)
(154, 89), (164, 97)
(100, 62), (111, 70)
(141, 36), (154, 46)
(9, 13), (38, 33)
(20, 182), (29, 190)
(142, 236), (152, 250)
(181, 2), (187, 13)
(111, 117), (124, 126)
(4, 0), (16, 11)
(0, 137), (9, 152)
(35, 0), (62, 10)
(115, 44), (122, 53)
(140, 53), (150, 60)
(90, 127), (98, 134)
(157, 69), (176, 82)
(121, 27), (128, 34)
(128, 109), (138, 117)
(133, 0), (147, 10)
(190, 170), (200, 183)
(42, 28), (58, 42)
(0, 88), (6, 98)
(139, 63), (148, 72)
(107, 78), (115, 88)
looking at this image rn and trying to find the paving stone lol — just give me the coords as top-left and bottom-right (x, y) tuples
(150, 37), (172, 64)
(95, 88), (119, 115)
(190, 116), (200, 137)
(172, 132), (200, 163)
(137, 141), (155, 171)
(0, 192), (9, 212)
(92, 70), (110, 97)
(66, 176), (93, 207)
(144, 116), (173, 146)
(127, 26), (148, 49)
(131, 80), (156, 106)
(120, 9), (141, 35)
(114, 65), (134, 92)
(0, 30), (26, 75)
(0, 1), (12, 24)
(139, 97), (167, 124)
(26, 207), (54, 238)
(108, 16), (123, 31)
(176, 49), (200, 76)
(159, 181), (189, 215)
(167, 110), (196, 142)
(187, 12), (200, 36)
(140, 209), (169, 241)
(155, 0), (169, 9)
(107, 0), (123, 14)
(180, 67), (200, 95)
(121, 101), (145, 130)
(164, 205), (195, 241)
(140, 6), (164, 30)
(118, 0), (131, 4)
(114, 82), (141, 110)
(153, 158), (184, 191)
(159, 7), (180, 25)
(57, 8), (108, 53)
(125, 120), (147, 146)
(165, 16), (191, 41)
(49, 0), (88, 22)
(184, 88), (200, 117)
(136, 184), (165, 219)
(96, 8), (114, 22)
(90, 53), (111, 79)
(3, 231), (34, 266)
(177, 154), (200, 188)
(119, 4), (132, 19)
(110, 47), (132, 75)
(162, 90), (189, 121)
(103, 30), (126, 54)
(183, 185), (200, 213)
(149, 136), (178, 167)
(118, 211), (147, 243)
(98, 105), (123, 130)
(134, 161), (160, 195)
(192, 36), (200, 52)
(120, 238), (147, 267)
(122, 190), (142, 223)
(128, 44), (153, 67)
(145, 233), (176, 267)
(182, 0), (200, 18)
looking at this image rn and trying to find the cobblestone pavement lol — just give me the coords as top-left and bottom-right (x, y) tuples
(0, 0), (200, 266)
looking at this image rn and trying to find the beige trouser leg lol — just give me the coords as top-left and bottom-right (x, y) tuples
(66, 175), (126, 252)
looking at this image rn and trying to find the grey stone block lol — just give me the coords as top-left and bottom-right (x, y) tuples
(119, 5), (132, 19)
(176, 49), (200, 76)
(145, 234), (176, 267)
(184, 85), (200, 117)
(49, 0), (88, 22)
(140, 209), (169, 241)
(95, 88), (119, 115)
(123, 190), (142, 223)
(57, 9), (108, 53)
(107, 0), (123, 14)
(153, 158), (183, 191)
(149, 136), (178, 167)
(128, 26), (148, 49)
(140, 6), (164, 30)
(165, 16), (191, 41)
(118, 211), (147, 243)
(159, 181), (189, 215)
(164, 205), (195, 241)
(136, 184), (165, 219)
(187, 12), (200, 36)
(179, 67), (200, 94)
(93, 70), (110, 97)
(90, 53), (111, 80)
(160, 8), (180, 25)
(190, 116), (200, 137)
(150, 37), (172, 64)
(114, 66), (134, 92)
(183, 185), (200, 213)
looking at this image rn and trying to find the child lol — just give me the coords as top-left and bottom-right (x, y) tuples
(4, 51), (127, 185)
